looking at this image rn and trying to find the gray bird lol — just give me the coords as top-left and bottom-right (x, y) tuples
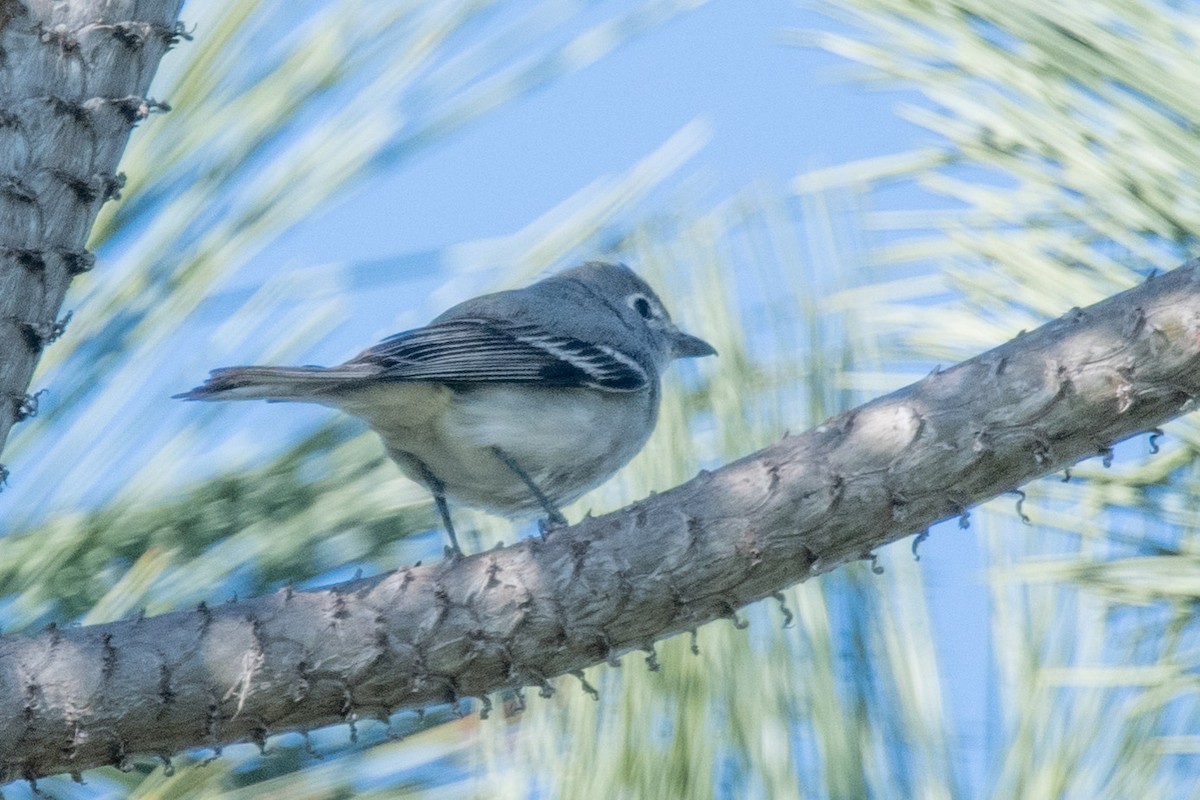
(177, 262), (716, 555)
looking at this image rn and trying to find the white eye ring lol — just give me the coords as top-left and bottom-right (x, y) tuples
(628, 293), (656, 320)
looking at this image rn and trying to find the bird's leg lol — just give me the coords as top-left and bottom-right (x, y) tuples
(490, 446), (568, 533)
(413, 458), (463, 558)
(432, 491), (462, 558)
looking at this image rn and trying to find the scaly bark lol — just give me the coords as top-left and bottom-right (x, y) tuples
(0, 0), (185, 476)
(3, 258), (1198, 781)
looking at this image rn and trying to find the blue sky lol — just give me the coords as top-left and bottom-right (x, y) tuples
(260, 1), (926, 262)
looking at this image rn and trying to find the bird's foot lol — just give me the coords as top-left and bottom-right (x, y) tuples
(538, 512), (569, 540)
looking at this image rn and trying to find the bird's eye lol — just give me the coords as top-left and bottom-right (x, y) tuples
(631, 295), (654, 320)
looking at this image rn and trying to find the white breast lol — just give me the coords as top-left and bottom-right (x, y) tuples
(402, 384), (659, 515)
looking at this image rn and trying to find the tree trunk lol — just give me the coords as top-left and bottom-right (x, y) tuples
(2, 258), (1197, 781)
(0, 0), (184, 478)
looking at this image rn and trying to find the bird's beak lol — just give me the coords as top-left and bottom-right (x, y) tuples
(670, 329), (718, 359)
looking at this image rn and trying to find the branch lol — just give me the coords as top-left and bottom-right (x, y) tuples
(0, 0), (186, 472)
(4, 259), (1199, 780)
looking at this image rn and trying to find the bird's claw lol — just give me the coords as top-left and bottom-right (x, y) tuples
(538, 514), (568, 539)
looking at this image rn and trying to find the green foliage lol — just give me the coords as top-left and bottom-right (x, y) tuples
(796, 0), (1200, 795)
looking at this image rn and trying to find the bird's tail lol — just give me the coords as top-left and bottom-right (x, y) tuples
(173, 365), (377, 401)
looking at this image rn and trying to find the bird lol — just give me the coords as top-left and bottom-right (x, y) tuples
(176, 261), (716, 556)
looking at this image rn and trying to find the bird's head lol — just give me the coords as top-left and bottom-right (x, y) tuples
(561, 261), (717, 369)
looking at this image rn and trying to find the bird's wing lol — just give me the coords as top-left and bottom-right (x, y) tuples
(350, 318), (648, 392)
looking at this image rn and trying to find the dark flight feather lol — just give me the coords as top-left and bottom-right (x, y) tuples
(350, 318), (648, 392)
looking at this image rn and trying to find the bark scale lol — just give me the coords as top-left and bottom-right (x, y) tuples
(0, 0), (184, 474)
(3, 258), (1199, 780)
